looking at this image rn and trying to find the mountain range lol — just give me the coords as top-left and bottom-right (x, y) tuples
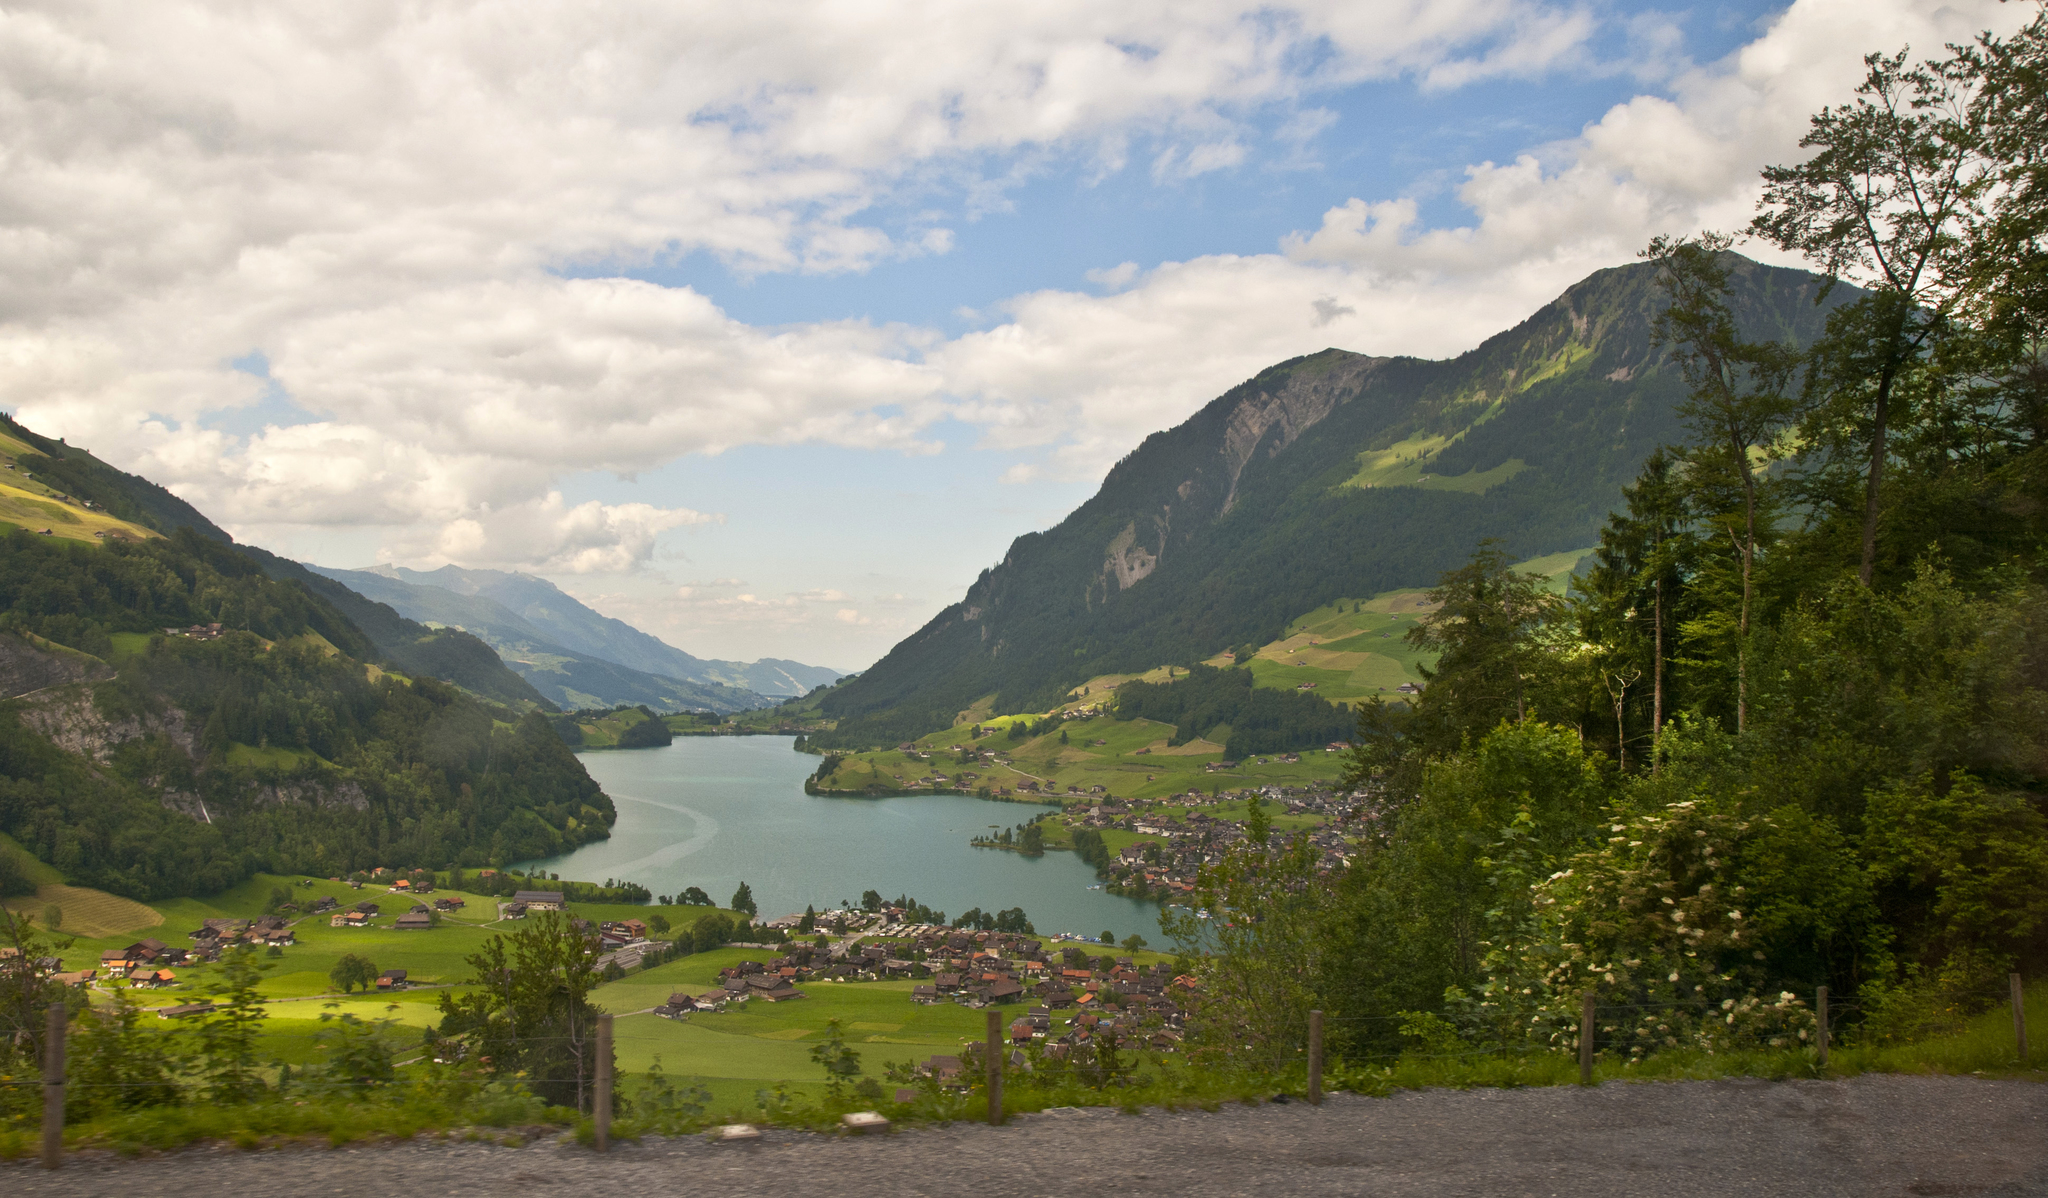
(307, 564), (842, 713)
(812, 254), (1849, 747)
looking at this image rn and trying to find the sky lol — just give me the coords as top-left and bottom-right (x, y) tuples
(0, 0), (2030, 671)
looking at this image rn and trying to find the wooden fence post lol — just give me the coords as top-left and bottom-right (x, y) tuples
(986, 1008), (1003, 1126)
(1578, 991), (1595, 1085)
(42, 1002), (64, 1170)
(2014, 973), (2028, 1064)
(1815, 986), (1829, 1069)
(594, 1013), (613, 1153)
(1307, 1010), (1324, 1105)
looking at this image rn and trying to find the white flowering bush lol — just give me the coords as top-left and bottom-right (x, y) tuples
(1447, 799), (1824, 1059)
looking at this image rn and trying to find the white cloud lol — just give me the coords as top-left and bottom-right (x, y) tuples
(0, 0), (1597, 571)
(396, 493), (719, 575)
(2, 0), (2025, 600)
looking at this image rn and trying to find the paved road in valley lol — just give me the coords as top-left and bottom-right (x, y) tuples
(11, 1073), (2046, 1197)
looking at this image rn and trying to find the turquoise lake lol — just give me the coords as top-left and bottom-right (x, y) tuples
(522, 735), (1167, 944)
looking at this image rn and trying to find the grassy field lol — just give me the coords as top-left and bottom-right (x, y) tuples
(0, 471), (160, 546)
(815, 710), (1354, 804)
(10, 863), (1173, 1116)
(588, 950), (994, 1110)
(564, 705), (669, 748)
(29, 872), (745, 1005)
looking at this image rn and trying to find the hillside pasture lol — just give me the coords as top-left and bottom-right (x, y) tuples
(0, 480), (159, 546)
(4, 883), (163, 939)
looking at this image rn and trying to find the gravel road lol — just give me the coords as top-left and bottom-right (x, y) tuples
(11, 1073), (2046, 1197)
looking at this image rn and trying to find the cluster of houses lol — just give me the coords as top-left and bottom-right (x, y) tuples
(1057, 785), (1373, 897)
(55, 917), (289, 992)
(192, 915), (296, 953)
(161, 622), (225, 640)
(649, 926), (1200, 1055)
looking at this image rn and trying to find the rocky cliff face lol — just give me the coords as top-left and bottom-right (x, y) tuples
(0, 632), (113, 699)
(17, 686), (197, 764)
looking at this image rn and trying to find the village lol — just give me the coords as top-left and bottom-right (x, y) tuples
(650, 914), (1200, 1087)
(1045, 781), (1374, 899)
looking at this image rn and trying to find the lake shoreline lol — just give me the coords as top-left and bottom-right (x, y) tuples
(536, 735), (1169, 942)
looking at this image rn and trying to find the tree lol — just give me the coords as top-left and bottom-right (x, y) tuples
(66, 987), (177, 1116)
(1244, 794), (1271, 847)
(1407, 541), (1561, 753)
(680, 886), (712, 906)
(860, 889), (882, 912)
(647, 912), (671, 935)
(1337, 695), (1413, 794)
(1161, 830), (1332, 1060)
(436, 911), (607, 1110)
(1751, 48), (1992, 585)
(192, 945), (273, 1103)
(809, 1017), (864, 1103)
(1120, 934), (1148, 952)
(1576, 450), (1692, 768)
(1019, 823), (1045, 854)
(1644, 236), (1800, 732)
(798, 904), (817, 933)
(692, 912), (737, 953)
(329, 953), (378, 995)
(0, 910), (67, 1067)
(730, 881), (757, 917)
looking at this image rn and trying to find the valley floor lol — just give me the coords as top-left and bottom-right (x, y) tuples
(10, 1073), (2043, 1197)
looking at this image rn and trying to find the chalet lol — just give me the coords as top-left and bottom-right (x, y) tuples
(911, 984), (940, 1004)
(432, 897), (464, 912)
(514, 890), (566, 911)
(158, 1002), (215, 1019)
(917, 1055), (964, 1083)
(126, 937), (170, 962)
(501, 901), (529, 919)
(378, 969), (409, 990)
(394, 912), (433, 931)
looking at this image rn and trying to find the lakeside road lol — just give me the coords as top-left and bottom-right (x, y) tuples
(11, 1074), (2047, 1197)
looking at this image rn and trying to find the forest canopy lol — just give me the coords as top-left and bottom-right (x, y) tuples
(0, 525), (612, 899)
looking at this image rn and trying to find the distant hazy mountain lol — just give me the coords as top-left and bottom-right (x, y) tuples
(307, 564), (840, 708)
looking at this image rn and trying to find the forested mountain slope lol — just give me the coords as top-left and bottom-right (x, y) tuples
(0, 421), (612, 898)
(817, 256), (1845, 747)
(0, 413), (550, 710)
